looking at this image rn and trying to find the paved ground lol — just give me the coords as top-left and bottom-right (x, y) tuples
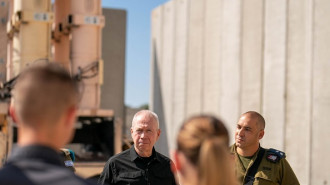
(75, 162), (106, 179)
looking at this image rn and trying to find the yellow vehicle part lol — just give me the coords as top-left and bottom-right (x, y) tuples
(54, 0), (104, 110)
(0, 0), (10, 83)
(7, 0), (52, 78)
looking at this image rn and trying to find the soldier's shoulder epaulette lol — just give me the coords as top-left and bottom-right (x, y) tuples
(266, 148), (286, 163)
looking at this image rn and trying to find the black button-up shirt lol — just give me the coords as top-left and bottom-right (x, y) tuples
(98, 146), (176, 185)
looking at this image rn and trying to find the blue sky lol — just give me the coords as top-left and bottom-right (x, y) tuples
(102, 0), (169, 108)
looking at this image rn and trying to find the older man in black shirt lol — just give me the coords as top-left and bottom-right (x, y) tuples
(98, 110), (176, 185)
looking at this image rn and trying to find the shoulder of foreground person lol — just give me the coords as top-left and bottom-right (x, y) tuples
(0, 162), (98, 185)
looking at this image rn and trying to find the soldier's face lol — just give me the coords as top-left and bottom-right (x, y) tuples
(131, 115), (160, 157)
(235, 114), (264, 150)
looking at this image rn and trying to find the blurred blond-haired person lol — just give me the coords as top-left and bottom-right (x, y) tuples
(172, 115), (237, 185)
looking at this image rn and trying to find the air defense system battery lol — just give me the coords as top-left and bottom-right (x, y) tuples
(0, 0), (126, 178)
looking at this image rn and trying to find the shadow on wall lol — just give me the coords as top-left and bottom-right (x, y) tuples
(152, 41), (169, 156)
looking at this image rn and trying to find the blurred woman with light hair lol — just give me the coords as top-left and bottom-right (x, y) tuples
(172, 115), (237, 185)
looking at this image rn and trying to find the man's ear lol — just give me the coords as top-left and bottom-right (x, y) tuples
(157, 129), (161, 139)
(9, 104), (18, 123)
(259, 129), (265, 139)
(65, 106), (77, 128)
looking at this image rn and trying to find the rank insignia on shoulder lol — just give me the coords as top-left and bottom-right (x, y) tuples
(266, 148), (286, 163)
(267, 154), (279, 163)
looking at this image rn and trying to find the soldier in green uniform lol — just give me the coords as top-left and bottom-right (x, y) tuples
(230, 111), (300, 185)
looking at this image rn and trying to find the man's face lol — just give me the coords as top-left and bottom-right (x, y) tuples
(235, 114), (264, 150)
(131, 115), (160, 157)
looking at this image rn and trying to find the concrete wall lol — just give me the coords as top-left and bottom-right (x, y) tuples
(150, 0), (330, 184)
(101, 8), (126, 123)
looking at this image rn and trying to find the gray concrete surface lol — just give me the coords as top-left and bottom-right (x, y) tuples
(151, 0), (330, 184)
(101, 8), (126, 123)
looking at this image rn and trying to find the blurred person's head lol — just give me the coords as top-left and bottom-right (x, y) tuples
(235, 111), (265, 156)
(131, 110), (160, 157)
(173, 115), (237, 185)
(10, 62), (80, 150)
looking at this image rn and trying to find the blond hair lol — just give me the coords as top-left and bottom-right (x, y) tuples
(177, 115), (237, 185)
(13, 62), (79, 126)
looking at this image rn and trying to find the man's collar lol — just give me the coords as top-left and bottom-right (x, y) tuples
(231, 143), (261, 157)
(129, 146), (161, 162)
(230, 144), (236, 154)
(8, 144), (63, 166)
(129, 146), (139, 161)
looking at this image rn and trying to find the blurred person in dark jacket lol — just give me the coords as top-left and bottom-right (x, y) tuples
(0, 63), (96, 185)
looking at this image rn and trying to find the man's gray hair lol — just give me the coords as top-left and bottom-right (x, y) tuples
(131, 110), (159, 129)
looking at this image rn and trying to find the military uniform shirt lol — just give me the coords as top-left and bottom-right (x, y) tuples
(238, 154), (253, 170)
(0, 145), (97, 185)
(98, 146), (176, 185)
(230, 144), (300, 185)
